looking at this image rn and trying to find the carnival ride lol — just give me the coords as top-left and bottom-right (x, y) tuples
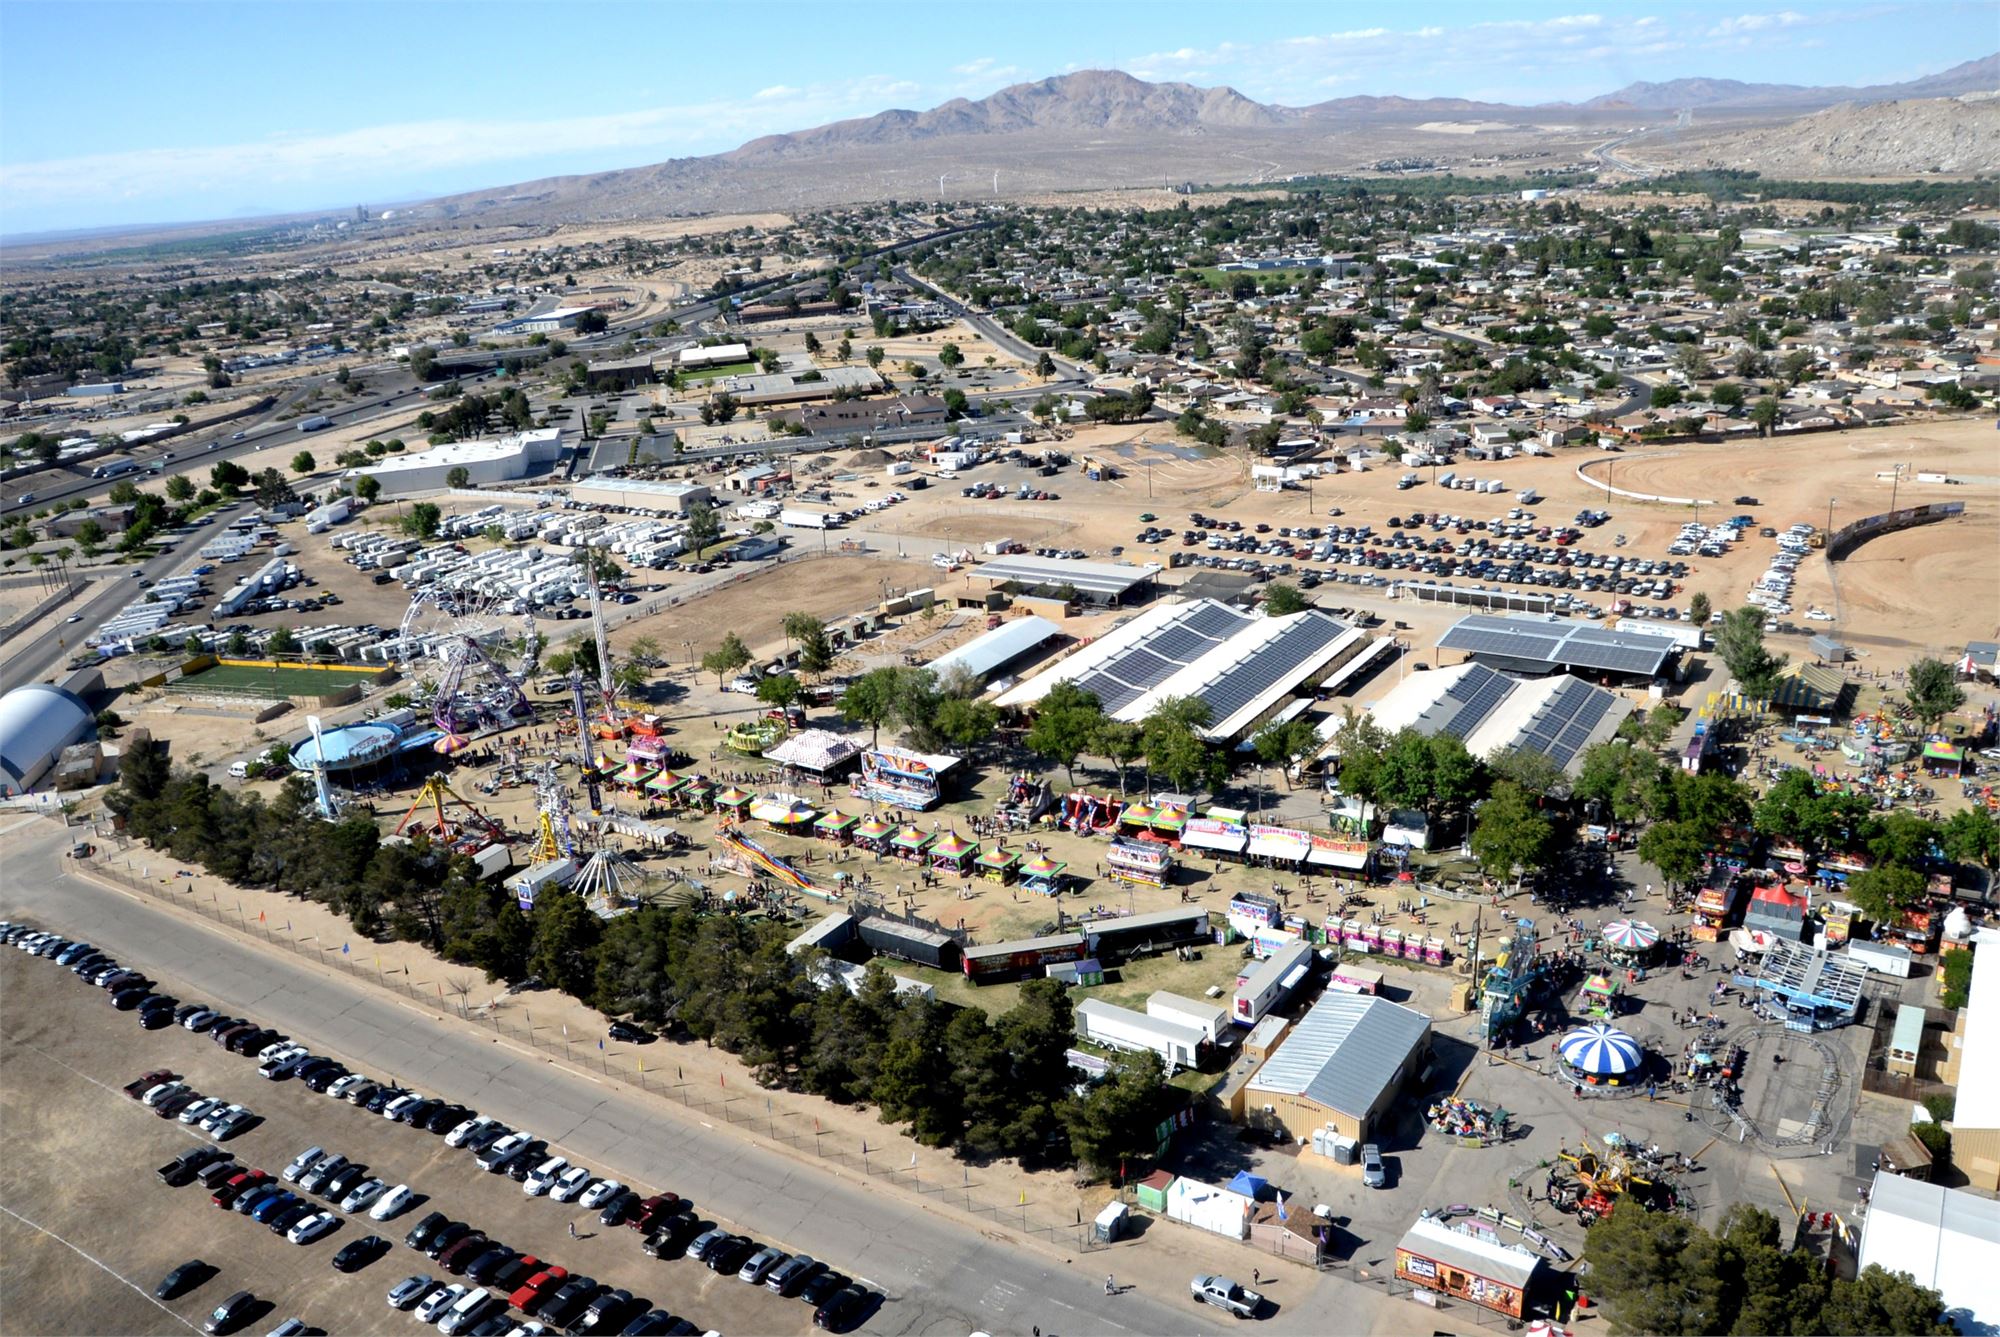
(395, 588), (537, 743)
(713, 823), (831, 897)
(1551, 1133), (1676, 1225)
(394, 773), (506, 847)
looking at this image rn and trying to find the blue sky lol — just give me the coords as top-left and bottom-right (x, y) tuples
(1, 1), (1988, 235)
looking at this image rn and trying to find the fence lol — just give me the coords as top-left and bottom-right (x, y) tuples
(82, 846), (1096, 1249)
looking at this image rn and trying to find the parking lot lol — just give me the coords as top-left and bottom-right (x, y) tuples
(0, 935), (843, 1337)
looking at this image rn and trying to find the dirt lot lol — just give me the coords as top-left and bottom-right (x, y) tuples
(0, 942), (821, 1337)
(607, 555), (918, 669)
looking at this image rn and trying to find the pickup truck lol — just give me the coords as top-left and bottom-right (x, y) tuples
(1191, 1275), (1264, 1319)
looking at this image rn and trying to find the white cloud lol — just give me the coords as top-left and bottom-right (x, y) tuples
(753, 85), (800, 100)
(951, 56), (1022, 80)
(1707, 10), (1806, 35)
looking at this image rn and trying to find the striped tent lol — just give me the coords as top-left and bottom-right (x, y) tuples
(1558, 1024), (1644, 1077)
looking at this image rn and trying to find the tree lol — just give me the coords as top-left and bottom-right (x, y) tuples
(1818, 1266), (1950, 1336)
(1250, 717), (1321, 789)
(1905, 657), (1965, 734)
(1750, 395), (1782, 436)
(289, 451), (316, 475)
(755, 673), (802, 711)
(1848, 863), (1928, 924)
(74, 519), (105, 555)
(1091, 720), (1144, 796)
(937, 342), (963, 369)
(1035, 351), (1056, 380)
(446, 466), (472, 489)
(1649, 384), (1683, 410)
(1940, 807), (2000, 871)
(1263, 582), (1309, 615)
(1061, 1050), (1169, 1177)
(1714, 606), (1788, 698)
(1687, 591), (1711, 626)
(1638, 820), (1709, 890)
(865, 345), (885, 369)
(1377, 728), (1484, 828)
(1142, 696), (1224, 797)
(838, 667), (903, 745)
(1755, 768), (1867, 855)
(351, 474), (381, 503)
(402, 502), (442, 539)
(1324, 708), (1390, 807)
(267, 626), (298, 656)
(524, 888), (603, 999)
(1026, 682), (1107, 787)
(682, 501), (721, 555)
(935, 695), (999, 754)
(701, 632), (751, 688)
(210, 459), (250, 493)
(1470, 781), (1553, 884)
(164, 473), (195, 502)
(796, 623), (836, 678)
(408, 345), (437, 382)
(1487, 745), (1569, 799)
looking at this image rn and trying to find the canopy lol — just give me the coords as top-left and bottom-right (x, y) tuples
(932, 831), (977, 858)
(1247, 825), (1310, 861)
(1559, 1024), (1643, 1076)
(715, 787), (752, 808)
(976, 847), (1020, 870)
(1225, 1171), (1268, 1199)
(1600, 920), (1660, 951)
(891, 826), (935, 850)
(1151, 805), (1190, 832)
(815, 811), (859, 832)
(434, 732), (472, 754)
(645, 770), (684, 793)
(618, 761), (653, 783)
(1581, 973), (1619, 996)
(1120, 803), (1159, 825)
(1022, 854), (1068, 878)
(750, 795), (818, 825)
(678, 783), (712, 804)
(854, 816), (894, 839)
(1182, 818), (1248, 854)
(1923, 741), (1964, 762)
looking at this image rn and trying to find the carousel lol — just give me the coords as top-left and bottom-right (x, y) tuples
(749, 793), (818, 835)
(1558, 1023), (1645, 1088)
(1599, 920), (1661, 964)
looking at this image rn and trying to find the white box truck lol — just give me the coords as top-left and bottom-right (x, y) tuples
(779, 508), (837, 529)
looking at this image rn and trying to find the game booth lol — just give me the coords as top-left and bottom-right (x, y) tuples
(1558, 1023), (1645, 1087)
(674, 778), (714, 812)
(929, 830), (980, 876)
(1247, 824), (1313, 869)
(1308, 834), (1374, 876)
(1106, 837), (1172, 889)
(890, 825), (936, 863)
(1021, 853), (1069, 896)
(1921, 739), (1967, 777)
(853, 746), (960, 811)
(614, 759), (655, 792)
(1181, 817), (1249, 861)
(1577, 974), (1622, 1019)
(750, 793), (818, 835)
(814, 810), (859, 847)
(643, 769), (686, 802)
(714, 786), (752, 819)
(852, 814), (895, 854)
(975, 845), (1021, 884)
(1394, 1215), (1542, 1320)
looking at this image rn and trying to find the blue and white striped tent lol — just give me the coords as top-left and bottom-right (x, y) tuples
(1559, 1024), (1644, 1077)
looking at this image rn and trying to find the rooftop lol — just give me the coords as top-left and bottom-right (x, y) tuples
(1858, 1172), (2000, 1333)
(1247, 991), (1430, 1118)
(1438, 612), (1680, 678)
(354, 427), (563, 478)
(926, 616), (1063, 683)
(1354, 662), (1633, 774)
(1956, 929), (2000, 1130)
(970, 554), (1162, 599)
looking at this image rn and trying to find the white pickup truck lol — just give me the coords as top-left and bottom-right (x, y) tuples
(1191, 1275), (1264, 1319)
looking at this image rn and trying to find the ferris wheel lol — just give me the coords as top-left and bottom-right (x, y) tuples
(396, 587), (539, 740)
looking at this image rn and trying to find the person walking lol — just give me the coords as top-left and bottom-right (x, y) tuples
(1105, 1274), (1116, 1295)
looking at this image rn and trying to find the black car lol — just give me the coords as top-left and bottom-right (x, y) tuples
(540, 1279), (604, 1330)
(156, 1259), (210, 1300)
(596, 1187), (638, 1227)
(607, 1021), (648, 1044)
(400, 1098), (443, 1127)
(112, 986), (152, 1011)
(361, 1087), (402, 1114)
(155, 1090), (200, 1119)
(268, 1201), (315, 1235)
(813, 1285), (870, 1331)
(620, 1312), (675, 1336)
(204, 1290), (256, 1334)
(403, 1211), (451, 1251)
(706, 1236), (757, 1274)
(424, 1221), (475, 1259)
(321, 1164), (369, 1201)
(642, 1216), (705, 1260)
(580, 1288), (638, 1333)
(799, 1271), (849, 1306)
(425, 1104), (472, 1134)
(158, 1147), (229, 1186)
(195, 1160), (241, 1191)
(332, 1235), (388, 1272)
(505, 1154), (537, 1183)
(465, 1245), (518, 1284)
(303, 1064), (348, 1093)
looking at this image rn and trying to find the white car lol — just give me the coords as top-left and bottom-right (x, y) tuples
(178, 1098), (223, 1125)
(328, 1074), (368, 1100)
(577, 1179), (622, 1211)
(548, 1167), (593, 1203)
(523, 1156), (568, 1197)
(369, 1184), (417, 1222)
(382, 1094), (422, 1122)
(1805, 609), (1834, 621)
(445, 1117), (493, 1148)
(142, 1082), (188, 1109)
(416, 1284), (465, 1325)
(258, 1039), (302, 1062)
(282, 1148), (327, 1184)
(341, 1178), (387, 1213)
(287, 1210), (340, 1244)
(726, 676), (757, 694)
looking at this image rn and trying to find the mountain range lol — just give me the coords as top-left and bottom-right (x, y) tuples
(402, 54), (2000, 223)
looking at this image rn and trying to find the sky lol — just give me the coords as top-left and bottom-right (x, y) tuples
(1, 0), (1989, 236)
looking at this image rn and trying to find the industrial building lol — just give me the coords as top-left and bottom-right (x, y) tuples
(676, 342), (751, 370)
(1340, 661), (1633, 776)
(1437, 612), (1682, 682)
(354, 427), (564, 495)
(0, 682), (97, 797)
(925, 616), (1063, 687)
(1856, 1172), (2000, 1332)
(1241, 992), (1431, 1142)
(569, 477), (713, 515)
(969, 554), (1162, 607)
(493, 307), (593, 335)
(995, 599), (1374, 745)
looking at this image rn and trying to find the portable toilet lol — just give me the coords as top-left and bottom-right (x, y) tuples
(1093, 1201), (1130, 1243)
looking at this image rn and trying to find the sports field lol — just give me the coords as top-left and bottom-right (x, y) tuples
(171, 661), (379, 698)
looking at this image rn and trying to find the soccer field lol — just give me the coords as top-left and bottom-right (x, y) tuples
(173, 662), (379, 698)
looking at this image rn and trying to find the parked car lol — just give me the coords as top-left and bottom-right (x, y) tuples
(767, 1254), (822, 1296)
(287, 1211), (340, 1245)
(204, 1290), (257, 1334)
(369, 1184), (417, 1222)
(386, 1275), (436, 1311)
(1360, 1143), (1386, 1189)
(813, 1285), (871, 1331)
(333, 1234), (388, 1272)
(737, 1247), (786, 1285)
(155, 1259), (210, 1300)
(1191, 1274), (1264, 1319)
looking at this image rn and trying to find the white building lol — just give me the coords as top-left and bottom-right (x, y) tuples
(355, 428), (564, 496)
(569, 477), (712, 515)
(1856, 1171), (2000, 1333)
(494, 307), (593, 335)
(677, 343), (751, 370)
(0, 684), (95, 797)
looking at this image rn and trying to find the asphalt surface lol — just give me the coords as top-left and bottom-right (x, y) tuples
(0, 821), (1197, 1337)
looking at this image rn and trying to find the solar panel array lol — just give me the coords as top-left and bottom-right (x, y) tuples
(1070, 603), (1253, 713)
(1198, 612), (1352, 727)
(1520, 675), (1617, 768)
(1423, 663), (1512, 740)
(1438, 614), (1675, 676)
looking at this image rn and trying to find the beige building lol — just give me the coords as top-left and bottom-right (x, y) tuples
(1939, 933), (2000, 1191)
(1242, 992), (1430, 1144)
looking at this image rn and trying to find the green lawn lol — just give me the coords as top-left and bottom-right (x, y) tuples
(1194, 266), (1318, 291)
(176, 662), (379, 698)
(679, 361), (757, 383)
(892, 937), (1243, 1020)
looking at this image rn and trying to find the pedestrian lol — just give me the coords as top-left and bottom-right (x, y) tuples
(568, 1222), (577, 1239)
(1105, 1274), (1116, 1295)
(1252, 1268), (1260, 1286)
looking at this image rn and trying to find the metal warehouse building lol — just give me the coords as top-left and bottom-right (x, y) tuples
(0, 683), (95, 797)
(1241, 992), (1431, 1143)
(1343, 661), (1633, 776)
(1437, 612), (1681, 681)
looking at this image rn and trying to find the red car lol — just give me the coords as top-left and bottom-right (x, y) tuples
(510, 1267), (568, 1314)
(212, 1170), (268, 1208)
(630, 1193), (681, 1232)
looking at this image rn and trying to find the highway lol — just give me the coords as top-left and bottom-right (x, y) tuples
(0, 820), (1205, 1337)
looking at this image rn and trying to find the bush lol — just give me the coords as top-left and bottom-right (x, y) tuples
(1941, 949), (1973, 1009)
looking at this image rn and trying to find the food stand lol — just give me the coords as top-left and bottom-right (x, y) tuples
(615, 760), (655, 791)
(1395, 1215), (1540, 1319)
(814, 810), (859, 847)
(1020, 853), (1068, 897)
(975, 846), (1021, 884)
(929, 830), (979, 876)
(890, 825), (937, 863)
(852, 814), (894, 855)
(1577, 974), (1622, 1019)
(1106, 837), (1172, 888)
(714, 786), (752, 819)
(1182, 816), (1249, 861)
(644, 769), (686, 801)
(1691, 867), (1746, 942)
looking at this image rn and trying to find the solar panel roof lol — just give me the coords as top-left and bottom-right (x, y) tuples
(970, 555), (1160, 597)
(1067, 602), (1255, 712)
(1198, 611), (1353, 726)
(1438, 613), (1677, 676)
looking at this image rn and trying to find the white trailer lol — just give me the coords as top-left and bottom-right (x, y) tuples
(1075, 999), (1206, 1072)
(1146, 991), (1228, 1045)
(1843, 940), (1914, 978)
(1232, 940), (1313, 1027)
(780, 508), (837, 530)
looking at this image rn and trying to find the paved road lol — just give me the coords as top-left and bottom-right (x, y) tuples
(0, 821), (1202, 1337)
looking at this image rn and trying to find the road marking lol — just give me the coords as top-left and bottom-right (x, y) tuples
(0, 1201), (201, 1331)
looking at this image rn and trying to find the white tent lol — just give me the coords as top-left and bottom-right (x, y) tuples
(1163, 1176), (1251, 1240)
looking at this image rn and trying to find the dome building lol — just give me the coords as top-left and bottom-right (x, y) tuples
(0, 683), (95, 797)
